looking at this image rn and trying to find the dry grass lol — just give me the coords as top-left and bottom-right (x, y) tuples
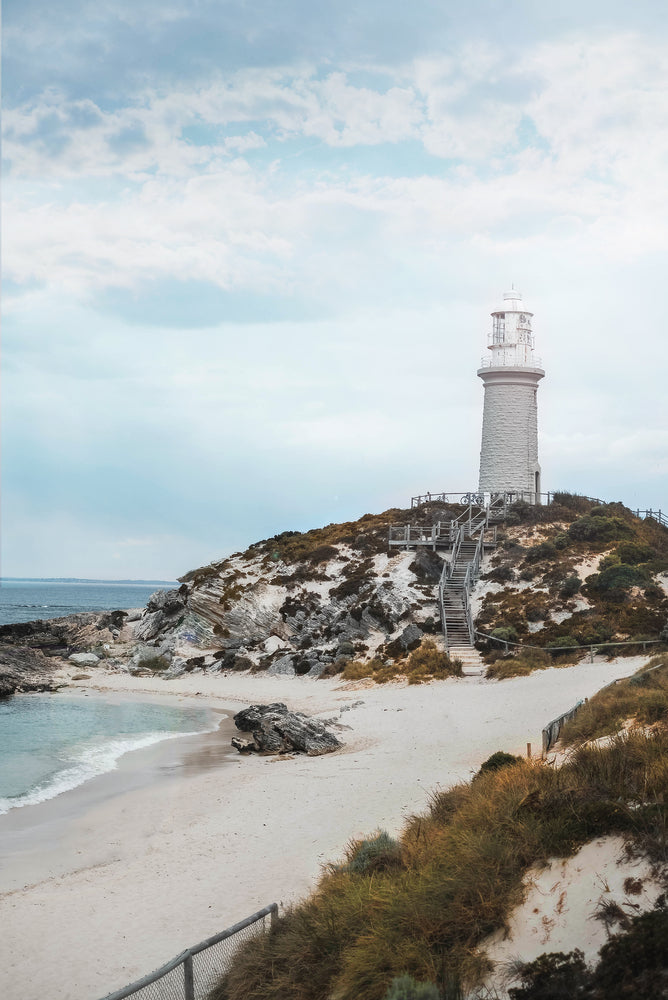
(485, 649), (552, 679)
(340, 641), (463, 685)
(208, 726), (668, 1000)
(559, 654), (668, 745)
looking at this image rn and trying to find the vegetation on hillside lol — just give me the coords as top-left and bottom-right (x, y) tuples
(559, 653), (668, 745)
(476, 497), (668, 673)
(321, 640), (463, 685)
(209, 722), (668, 1000)
(177, 494), (667, 683)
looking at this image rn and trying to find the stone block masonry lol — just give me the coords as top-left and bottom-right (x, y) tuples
(478, 366), (543, 495)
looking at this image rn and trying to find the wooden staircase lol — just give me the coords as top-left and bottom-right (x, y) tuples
(390, 494), (506, 656)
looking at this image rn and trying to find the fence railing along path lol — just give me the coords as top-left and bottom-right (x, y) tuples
(476, 629), (663, 660)
(99, 904), (278, 1000)
(409, 490), (667, 529)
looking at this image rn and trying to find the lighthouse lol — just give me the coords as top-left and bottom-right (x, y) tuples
(477, 288), (545, 500)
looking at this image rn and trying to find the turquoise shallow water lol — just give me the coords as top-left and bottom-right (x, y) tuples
(0, 693), (217, 814)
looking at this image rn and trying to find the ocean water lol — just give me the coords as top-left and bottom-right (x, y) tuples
(0, 579), (177, 626)
(0, 693), (217, 815)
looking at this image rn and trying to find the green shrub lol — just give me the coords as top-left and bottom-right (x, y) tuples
(507, 902), (668, 1000)
(545, 636), (579, 651)
(490, 626), (518, 644)
(384, 975), (440, 1000)
(476, 751), (522, 777)
(524, 541), (557, 564)
(614, 541), (655, 565)
(508, 949), (590, 999)
(587, 564), (647, 593)
(559, 575), (581, 598)
(591, 902), (668, 998)
(345, 832), (403, 875)
(568, 515), (632, 543)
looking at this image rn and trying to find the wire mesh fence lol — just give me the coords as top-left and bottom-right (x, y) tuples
(99, 904), (278, 1000)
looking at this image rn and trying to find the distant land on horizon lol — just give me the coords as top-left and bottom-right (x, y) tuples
(0, 577), (178, 585)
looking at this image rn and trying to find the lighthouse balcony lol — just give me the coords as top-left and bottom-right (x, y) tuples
(478, 354), (543, 370)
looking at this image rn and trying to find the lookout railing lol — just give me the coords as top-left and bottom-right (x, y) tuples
(98, 904), (278, 1000)
(409, 491), (667, 529)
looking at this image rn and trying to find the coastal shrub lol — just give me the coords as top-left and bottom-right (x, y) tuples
(524, 540), (557, 564)
(344, 832), (403, 875)
(568, 514), (632, 544)
(559, 574), (581, 598)
(507, 902), (668, 999)
(614, 541), (655, 565)
(507, 949), (591, 999)
(384, 975), (440, 1000)
(545, 636), (579, 653)
(475, 751), (522, 777)
(484, 564), (516, 584)
(587, 564), (647, 594)
(489, 626), (518, 644)
(319, 658), (347, 678)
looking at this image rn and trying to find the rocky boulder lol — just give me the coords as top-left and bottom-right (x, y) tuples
(69, 652), (100, 666)
(232, 703), (343, 756)
(0, 644), (58, 698)
(133, 587), (188, 641)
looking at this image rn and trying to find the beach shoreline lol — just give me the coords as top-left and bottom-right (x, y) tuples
(0, 656), (648, 1000)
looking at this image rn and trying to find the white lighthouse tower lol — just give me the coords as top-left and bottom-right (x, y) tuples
(477, 288), (545, 500)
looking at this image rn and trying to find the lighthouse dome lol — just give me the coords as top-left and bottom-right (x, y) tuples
(493, 288), (532, 315)
(492, 288), (533, 316)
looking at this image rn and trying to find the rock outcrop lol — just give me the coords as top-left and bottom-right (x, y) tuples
(231, 703), (343, 756)
(0, 644), (59, 698)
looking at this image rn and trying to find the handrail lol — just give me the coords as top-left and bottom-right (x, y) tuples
(411, 490), (666, 523)
(475, 628), (663, 657)
(98, 904), (278, 1000)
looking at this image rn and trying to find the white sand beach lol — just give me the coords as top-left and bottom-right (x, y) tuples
(0, 656), (648, 1000)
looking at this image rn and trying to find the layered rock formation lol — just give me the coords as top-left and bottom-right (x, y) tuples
(231, 702), (343, 755)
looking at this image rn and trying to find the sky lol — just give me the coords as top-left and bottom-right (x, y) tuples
(2, 0), (667, 579)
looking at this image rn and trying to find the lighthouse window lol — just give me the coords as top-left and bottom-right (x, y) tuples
(492, 315), (505, 343)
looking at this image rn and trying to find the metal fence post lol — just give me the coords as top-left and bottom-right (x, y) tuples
(184, 954), (195, 1000)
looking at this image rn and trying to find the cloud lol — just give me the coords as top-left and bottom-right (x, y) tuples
(3, 16), (667, 576)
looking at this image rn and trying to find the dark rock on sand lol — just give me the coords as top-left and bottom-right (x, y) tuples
(232, 702), (342, 756)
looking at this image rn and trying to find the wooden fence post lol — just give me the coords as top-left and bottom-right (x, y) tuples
(184, 954), (195, 1000)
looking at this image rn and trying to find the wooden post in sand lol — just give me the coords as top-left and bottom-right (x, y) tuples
(526, 742), (531, 758)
